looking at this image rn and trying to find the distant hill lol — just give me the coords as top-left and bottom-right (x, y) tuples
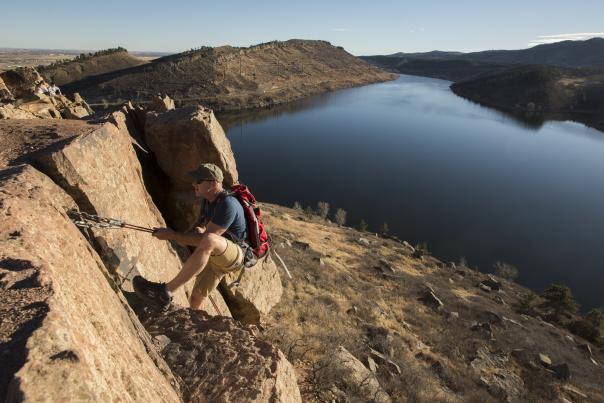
(386, 50), (464, 60)
(62, 39), (396, 110)
(450, 65), (604, 131)
(458, 38), (604, 68)
(363, 38), (604, 82)
(38, 48), (148, 86)
(361, 56), (510, 82)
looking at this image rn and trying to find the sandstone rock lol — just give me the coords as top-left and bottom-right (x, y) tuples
(538, 353), (552, 367)
(471, 346), (524, 402)
(326, 346), (390, 403)
(149, 94), (176, 111)
(419, 290), (444, 310)
(30, 121), (197, 308)
(145, 105), (239, 230)
(369, 348), (402, 375)
(0, 104), (41, 119)
(481, 275), (502, 291)
(552, 363), (571, 381)
(0, 76), (14, 101)
(367, 356), (378, 372)
(0, 165), (180, 402)
(0, 67), (44, 98)
(138, 307), (302, 403)
(13, 93), (62, 119)
(219, 254), (283, 324)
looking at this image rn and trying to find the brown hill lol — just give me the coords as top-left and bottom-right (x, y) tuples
(38, 48), (148, 86)
(61, 40), (396, 110)
(450, 65), (604, 131)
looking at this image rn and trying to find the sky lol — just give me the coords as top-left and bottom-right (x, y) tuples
(1, 0), (603, 55)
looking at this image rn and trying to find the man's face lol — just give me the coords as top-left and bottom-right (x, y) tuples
(193, 180), (214, 198)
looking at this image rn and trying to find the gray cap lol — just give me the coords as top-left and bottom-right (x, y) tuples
(188, 163), (224, 183)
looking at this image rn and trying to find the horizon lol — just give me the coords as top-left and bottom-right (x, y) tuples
(1, 0), (603, 55)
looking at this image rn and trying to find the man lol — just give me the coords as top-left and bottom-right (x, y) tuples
(133, 163), (247, 310)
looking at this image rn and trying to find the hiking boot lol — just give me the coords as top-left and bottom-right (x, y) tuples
(132, 275), (172, 309)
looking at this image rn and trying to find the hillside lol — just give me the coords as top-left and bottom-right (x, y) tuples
(361, 56), (510, 82)
(363, 38), (604, 82)
(60, 39), (396, 110)
(450, 65), (604, 131)
(38, 48), (148, 86)
(262, 203), (604, 402)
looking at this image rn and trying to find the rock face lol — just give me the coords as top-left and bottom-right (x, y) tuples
(0, 165), (180, 402)
(137, 306), (302, 403)
(0, 93), (93, 120)
(31, 121), (191, 307)
(145, 106), (239, 230)
(220, 254), (283, 324)
(0, 76), (14, 101)
(0, 67), (43, 98)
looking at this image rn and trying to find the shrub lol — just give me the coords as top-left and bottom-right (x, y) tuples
(334, 208), (347, 225)
(304, 206), (315, 219)
(493, 261), (519, 281)
(568, 319), (600, 343)
(316, 201), (330, 219)
(379, 222), (390, 235)
(292, 201), (302, 211)
(541, 284), (579, 319)
(586, 308), (604, 328)
(357, 219), (368, 232)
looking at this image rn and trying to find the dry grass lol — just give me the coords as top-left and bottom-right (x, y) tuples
(260, 203), (604, 402)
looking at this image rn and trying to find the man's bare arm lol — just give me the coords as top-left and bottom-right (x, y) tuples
(153, 222), (226, 246)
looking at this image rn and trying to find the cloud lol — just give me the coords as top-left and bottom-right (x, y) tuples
(528, 32), (604, 46)
(330, 28), (355, 32)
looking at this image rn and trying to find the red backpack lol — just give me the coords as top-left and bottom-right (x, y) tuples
(227, 184), (270, 258)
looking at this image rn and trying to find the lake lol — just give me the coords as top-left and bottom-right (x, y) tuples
(218, 75), (604, 310)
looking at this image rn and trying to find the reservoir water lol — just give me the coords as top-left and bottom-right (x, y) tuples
(218, 75), (604, 310)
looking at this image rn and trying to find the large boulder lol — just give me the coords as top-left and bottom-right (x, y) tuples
(12, 94), (63, 119)
(145, 106), (239, 230)
(137, 306), (302, 403)
(0, 165), (180, 402)
(320, 346), (391, 403)
(0, 104), (41, 120)
(0, 67), (44, 98)
(28, 120), (230, 311)
(0, 76), (14, 102)
(220, 254), (283, 324)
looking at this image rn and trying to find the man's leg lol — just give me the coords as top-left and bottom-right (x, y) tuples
(166, 233), (227, 293)
(189, 291), (205, 310)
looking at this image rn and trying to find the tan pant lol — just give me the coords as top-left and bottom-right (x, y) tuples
(193, 238), (243, 298)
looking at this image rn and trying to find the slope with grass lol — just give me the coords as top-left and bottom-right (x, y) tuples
(261, 203), (604, 402)
(61, 40), (396, 110)
(38, 48), (149, 86)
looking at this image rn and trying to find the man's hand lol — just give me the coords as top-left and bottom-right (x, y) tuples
(152, 228), (177, 241)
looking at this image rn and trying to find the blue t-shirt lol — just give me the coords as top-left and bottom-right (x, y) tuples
(202, 194), (247, 241)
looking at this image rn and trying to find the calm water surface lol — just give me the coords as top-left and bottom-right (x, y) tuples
(219, 75), (604, 310)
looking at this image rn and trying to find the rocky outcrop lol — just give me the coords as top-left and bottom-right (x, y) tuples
(30, 121), (190, 307)
(0, 76), (14, 102)
(137, 306), (302, 402)
(322, 346), (390, 403)
(0, 165), (181, 402)
(220, 254), (283, 324)
(0, 67), (43, 98)
(144, 106), (239, 230)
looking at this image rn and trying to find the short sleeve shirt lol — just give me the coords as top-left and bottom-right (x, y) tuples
(202, 194), (247, 241)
